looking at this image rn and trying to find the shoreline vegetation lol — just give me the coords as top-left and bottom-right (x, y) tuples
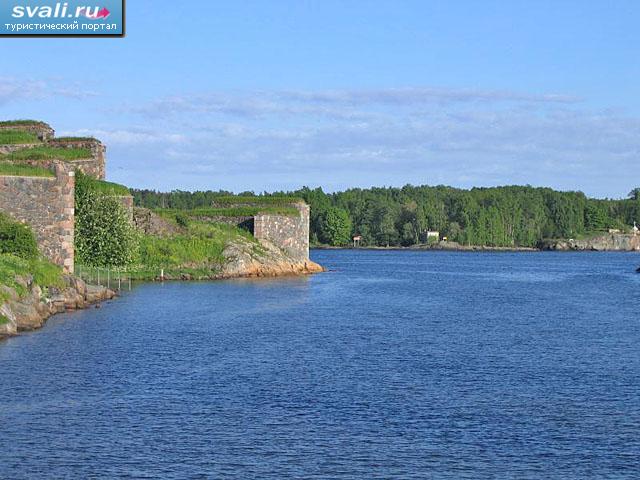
(133, 185), (640, 250)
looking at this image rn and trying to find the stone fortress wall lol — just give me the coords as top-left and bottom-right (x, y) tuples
(0, 162), (75, 272)
(48, 138), (106, 180)
(201, 199), (311, 261)
(254, 203), (310, 261)
(0, 121), (123, 272)
(0, 122), (54, 141)
(1, 120), (312, 272)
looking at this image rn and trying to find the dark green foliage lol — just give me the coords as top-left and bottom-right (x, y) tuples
(319, 207), (352, 246)
(132, 184), (640, 248)
(585, 202), (609, 231)
(212, 195), (304, 206)
(75, 172), (138, 267)
(175, 213), (190, 228)
(131, 189), (302, 210)
(0, 214), (39, 259)
(157, 206), (300, 217)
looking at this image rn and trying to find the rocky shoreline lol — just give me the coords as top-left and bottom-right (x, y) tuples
(315, 234), (640, 253)
(0, 237), (324, 340)
(539, 233), (640, 252)
(314, 242), (538, 252)
(0, 274), (116, 340)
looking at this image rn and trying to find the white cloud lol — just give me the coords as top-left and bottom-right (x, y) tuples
(0, 77), (98, 105)
(129, 87), (580, 122)
(103, 87), (640, 197)
(60, 128), (186, 146)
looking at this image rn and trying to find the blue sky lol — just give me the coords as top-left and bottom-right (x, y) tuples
(1, 0), (639, 197)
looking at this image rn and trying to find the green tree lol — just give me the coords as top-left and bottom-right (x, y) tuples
(75, 173), (138, 267)
(585, 202), (608, 231)
(319, 207), (352, 246)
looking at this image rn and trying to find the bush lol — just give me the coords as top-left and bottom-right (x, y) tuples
(175, 213), (190, 228)
(75, 172), (138, 267)
(0, 213), (38, 259)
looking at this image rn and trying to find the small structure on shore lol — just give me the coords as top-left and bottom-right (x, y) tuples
(633, 222), (639, 236)
(426, 231), (440, 241)
(353, 235), (362, 247)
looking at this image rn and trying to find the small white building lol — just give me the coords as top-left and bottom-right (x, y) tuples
(633, 222), (639, 236)
(426, 231), (440, 241)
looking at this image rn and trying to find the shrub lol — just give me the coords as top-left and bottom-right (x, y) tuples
(175, 213), (190, 228)
(75, 172), (138, 267)
(0, 213), (38, 259)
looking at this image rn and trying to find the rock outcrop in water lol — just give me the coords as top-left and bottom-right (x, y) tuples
(540, 233), (640, 251)
(0, 275), (115, 339)
(221, 236), (324, 278)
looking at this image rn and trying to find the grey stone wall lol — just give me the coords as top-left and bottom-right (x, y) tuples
(0, 162), (75, 272)
(133, 207), (182, 236)
(0, 138), (105, 180)
(48, 139), (106, 179)
(253, 203), (310, 261)
(0, 144), (39, 155)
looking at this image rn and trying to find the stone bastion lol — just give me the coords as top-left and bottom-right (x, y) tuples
(0, 121), (125, 272)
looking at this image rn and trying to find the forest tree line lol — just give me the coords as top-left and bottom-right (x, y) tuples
(132, 185), (640, 247)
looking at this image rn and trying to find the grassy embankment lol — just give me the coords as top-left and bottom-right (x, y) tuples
(126, 198), (301, 278)
(80, 174), (131, 196)
(0, 120), (47, 127)
(128, 218), (262, 280)
(0, 126), (94, 178)
(0, 255), (64, 326)
(0, 163), (55, 177)
(128, 196), (302, 279)
(0, 130), (41, 145)
(0, 145), (93, 178)
(0, 146), (91, 161)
